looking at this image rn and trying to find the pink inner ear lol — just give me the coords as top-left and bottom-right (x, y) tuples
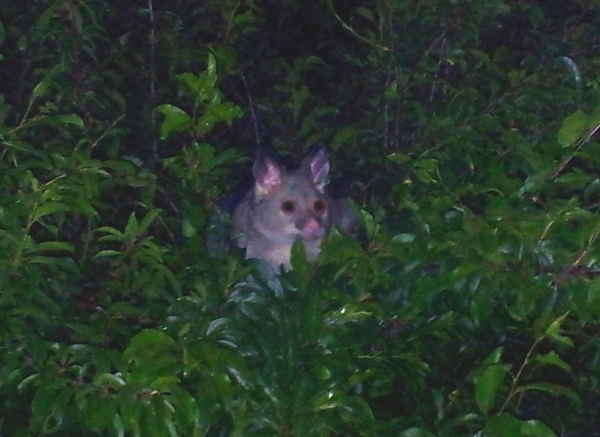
(256, 161), (282, 192)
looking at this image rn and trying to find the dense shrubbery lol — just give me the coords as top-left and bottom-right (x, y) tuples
(1, 0), (600, 435)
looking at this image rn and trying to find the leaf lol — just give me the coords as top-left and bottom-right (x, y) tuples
(533, 351), (571, 372)
(359, 209), (377, 238)
(3, 140), (43, 156)
(94, 373), (126, 389)
(32, 79), (51, 98)
(544, 312), (573, 347)
(292, 85), (310, 121)
(398, 428), (438, 437)
(178, 69), (217, 101)
(588, 278), (600, 304)
(18, 374), (40, 391)
(31, 381), (65, 430)
(520, 420), (558, 436)
(58, 113), (84, 126)
(557, 110), (592, 147)
(170, 385), (200, 429)
(182, 220), (196, 238)
(94, 250), (121, 258)
(206, 52), (217, 75)
(331, 125), (359, 148)
(392, 233), (416, 243)
(387, 152), (411, 164)
(384, 80), (398, 100)
(513, 382), (581, 403)
(31, 241), (75, 253)
(355, 7), (375, 24)
(205, 101), (243, 125)
(290, 238), (308, 272)
(155, 104), (191, 139)
(124, 329), (177, 363)
(138, 209), (162, 234)
(33, 202), (68, 221)
(123, 212), (139, 240)
(97, 231), (125, 243)
(484, 413), (522, 437)
(482, 346), (504, 365)
(113, 414), (125, 437)
(475, 363), (510, 415)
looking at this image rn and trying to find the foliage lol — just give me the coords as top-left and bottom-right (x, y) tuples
(1, 0), (600, 436)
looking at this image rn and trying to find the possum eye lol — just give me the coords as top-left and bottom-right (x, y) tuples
(313, 200), (327, 213)
(281, 200), (296, 213)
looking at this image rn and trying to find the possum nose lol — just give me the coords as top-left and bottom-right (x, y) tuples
(299, 217), (323, 240)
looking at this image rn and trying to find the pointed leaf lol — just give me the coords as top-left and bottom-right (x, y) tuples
(155, 104), (191, 139)
(475, 363), (510, 415)
(533, 351), (571, 372)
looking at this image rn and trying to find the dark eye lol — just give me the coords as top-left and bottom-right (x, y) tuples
(313, 200), (327, 213)
(281, 200), (296, 213)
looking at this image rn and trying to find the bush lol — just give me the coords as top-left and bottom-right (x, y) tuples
(1, 0), (599, 435)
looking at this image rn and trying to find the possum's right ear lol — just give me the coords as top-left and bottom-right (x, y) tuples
(253, 148), (283, 196)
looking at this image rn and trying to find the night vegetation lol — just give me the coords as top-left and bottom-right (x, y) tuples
(1, 0), (599, 435)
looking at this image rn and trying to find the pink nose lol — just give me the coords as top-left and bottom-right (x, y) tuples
(300, 218), (322, 240)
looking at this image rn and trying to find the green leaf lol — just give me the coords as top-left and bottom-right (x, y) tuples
(33, 201), (68, 221)
(94, 373), (126, 389)
(485, 413), (523, 437)
(97, 226), (125, 240)
(557, 110), (592, 147)
(205, 101), (243, 125)
(123, 212), (139, 240)
(124, 329), (177, 364)
(384, 80), (398, 100)
(513, 382), (581, 403)
(207, 52), (217, 75)
(182, 220), (196, 238)
(155, 104), (191, 139)
(139, 209), (162, 234)
(475, 363), (510, 415)
(18, 374), (41, 391)
(290, 238), (308, 272)
(533, 351), (571, 372)
(31, 381), (66, 429)
(544, 312), (573, 347)
(392, 233), (416, 243)
(398, 428), (438, 437)
(30, 241), (75, 252)
(331, 125), (359, 148)
(58, 113), (84, 126)
(520, 420), (558, 436)
(113, 414), (125, 437)
(292, 85), (310, 120)
(177, 69), (217, 101)
(94, 249), (121, 257)
(32, 79), (51, 98)
(588, 278), (600, 304)
(482, 346), (504, 365)
(387, 152), (411, 164)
